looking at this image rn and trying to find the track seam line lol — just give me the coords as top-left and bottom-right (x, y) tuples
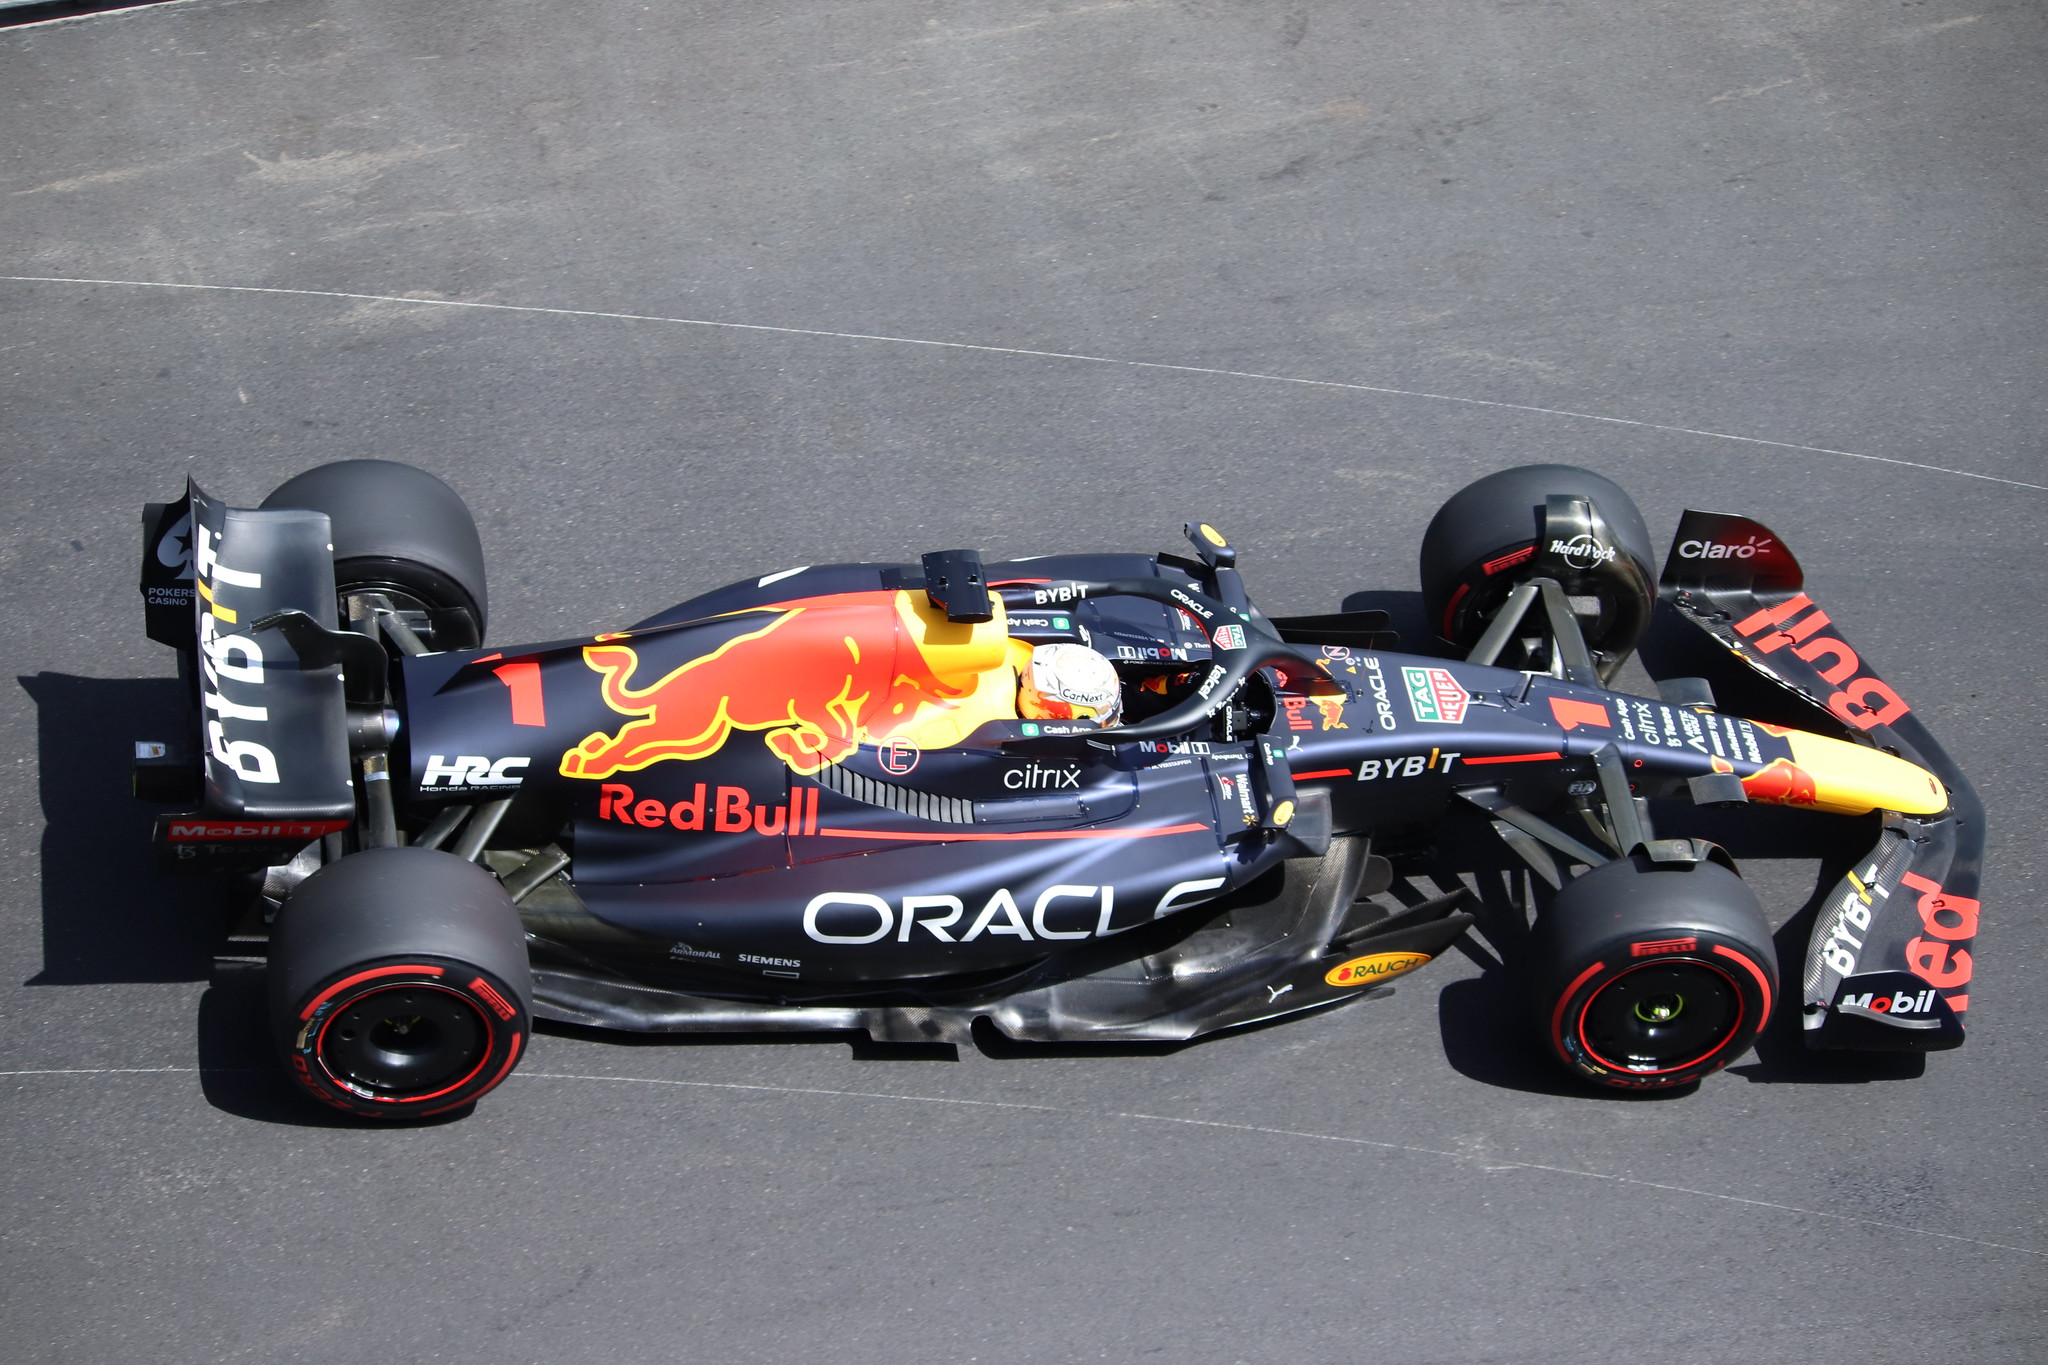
(9, 1062), (2039, 1258)
(3, 273), (2040, 492)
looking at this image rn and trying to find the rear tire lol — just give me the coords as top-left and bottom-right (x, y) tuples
(269, 847), (532, 1120)
(1419, 464), (1655, 674)
(1530, 853), (1777, 1090)
(262, 459), (487, 650)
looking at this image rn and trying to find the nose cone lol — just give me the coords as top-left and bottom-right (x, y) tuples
(1742, 729), (1948, 816)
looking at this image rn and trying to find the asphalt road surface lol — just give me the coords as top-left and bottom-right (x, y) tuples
(4, 1), (2044, 1361)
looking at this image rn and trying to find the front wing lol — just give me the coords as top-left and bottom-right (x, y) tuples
(1660, 510), (1982, 1050)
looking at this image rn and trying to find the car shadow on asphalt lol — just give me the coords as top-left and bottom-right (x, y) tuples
(1433, 871), (1701, 1102)
(19, 673), (221, 986)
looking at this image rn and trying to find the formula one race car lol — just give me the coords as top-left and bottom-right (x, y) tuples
(133, 461), (1983, 1118)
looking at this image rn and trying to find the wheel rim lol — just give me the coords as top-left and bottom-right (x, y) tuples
(1578, 961), (1743, 1074)
(319, 984), (488, 1100)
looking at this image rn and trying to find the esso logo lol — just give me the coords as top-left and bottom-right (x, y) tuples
(1549, 535), (1617, 570)
(879, 737), (921, 775)
(1679, 535), (1774, 561)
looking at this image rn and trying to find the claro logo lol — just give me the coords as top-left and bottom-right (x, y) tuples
(1732, 594), (1908, 731)
(1679, 534), (1774, 560)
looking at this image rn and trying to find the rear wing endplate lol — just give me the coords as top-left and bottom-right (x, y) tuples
(141, 481), (356, 868)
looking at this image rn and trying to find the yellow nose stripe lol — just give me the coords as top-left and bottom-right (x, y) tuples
(1780, 730), (1948, 816)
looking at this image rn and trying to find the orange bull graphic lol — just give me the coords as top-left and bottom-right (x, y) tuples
(1741, 757), (1820, 807)
(560, 591), (1007, 780)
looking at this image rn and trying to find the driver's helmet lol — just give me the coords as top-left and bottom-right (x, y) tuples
(1018, 643), (1123, 726)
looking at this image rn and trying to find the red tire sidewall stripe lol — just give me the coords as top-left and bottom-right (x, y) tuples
(312, 979), (498, 1105)
(1712, 943), (1774, 1023)
(1572, 955), (1752, 1079)
(418, 1030), (523, 1117)
(299, 962), (445, 1022)
(1551, 961), (1606, 1053)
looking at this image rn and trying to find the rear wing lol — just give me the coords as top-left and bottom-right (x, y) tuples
(1660, 510), (1984, 1051)
(138, 481), (355, 869)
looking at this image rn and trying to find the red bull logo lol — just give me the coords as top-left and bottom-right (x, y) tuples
(561, 591), (995, 780)
(598, 781), (819, 836)
(1741, 757), (1820, 807)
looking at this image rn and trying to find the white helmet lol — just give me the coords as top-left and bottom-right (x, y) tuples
(1019, 643), (1123, 725)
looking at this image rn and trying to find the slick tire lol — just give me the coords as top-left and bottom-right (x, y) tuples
(262, 459), (488, 649)
(269, 847), (532, 1121)
(1419, 464), (1655, 664)
(1530, 853), (1778, 1090)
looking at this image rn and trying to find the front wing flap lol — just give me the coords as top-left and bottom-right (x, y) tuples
(1659, 510), (1983, 1049)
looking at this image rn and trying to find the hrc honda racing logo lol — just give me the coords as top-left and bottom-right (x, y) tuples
(421, 755), (529, 788)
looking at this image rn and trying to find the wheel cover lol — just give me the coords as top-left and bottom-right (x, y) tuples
(1578, 960), (1744, 1075)
(317, 982), (490, 1101)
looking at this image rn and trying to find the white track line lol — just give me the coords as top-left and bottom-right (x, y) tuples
(7, 1063), (2042, 1260)
(3, 273), (2041, 493)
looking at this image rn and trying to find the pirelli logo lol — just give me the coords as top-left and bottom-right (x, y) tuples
(1631, 936), (1699, 958)
(165, 819), (350, 842)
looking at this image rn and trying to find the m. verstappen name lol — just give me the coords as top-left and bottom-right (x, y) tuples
(598, 781), (821, 836)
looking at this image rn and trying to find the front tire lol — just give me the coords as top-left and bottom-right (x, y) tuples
(1530, 853), (1777, 1090)
(269, 847), (532, 1120)
(1419, 464), (1656, 677)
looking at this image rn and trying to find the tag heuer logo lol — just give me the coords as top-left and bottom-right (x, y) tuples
(1212, 624), (1247, 651)
(1402, 666), (1470, 724)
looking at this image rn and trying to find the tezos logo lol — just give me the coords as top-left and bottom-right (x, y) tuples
(1679, 534), (1774, 561)
(1549, 535), (1617, 570)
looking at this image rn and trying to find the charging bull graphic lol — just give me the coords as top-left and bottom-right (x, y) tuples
(560, 591), (1008, 780)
